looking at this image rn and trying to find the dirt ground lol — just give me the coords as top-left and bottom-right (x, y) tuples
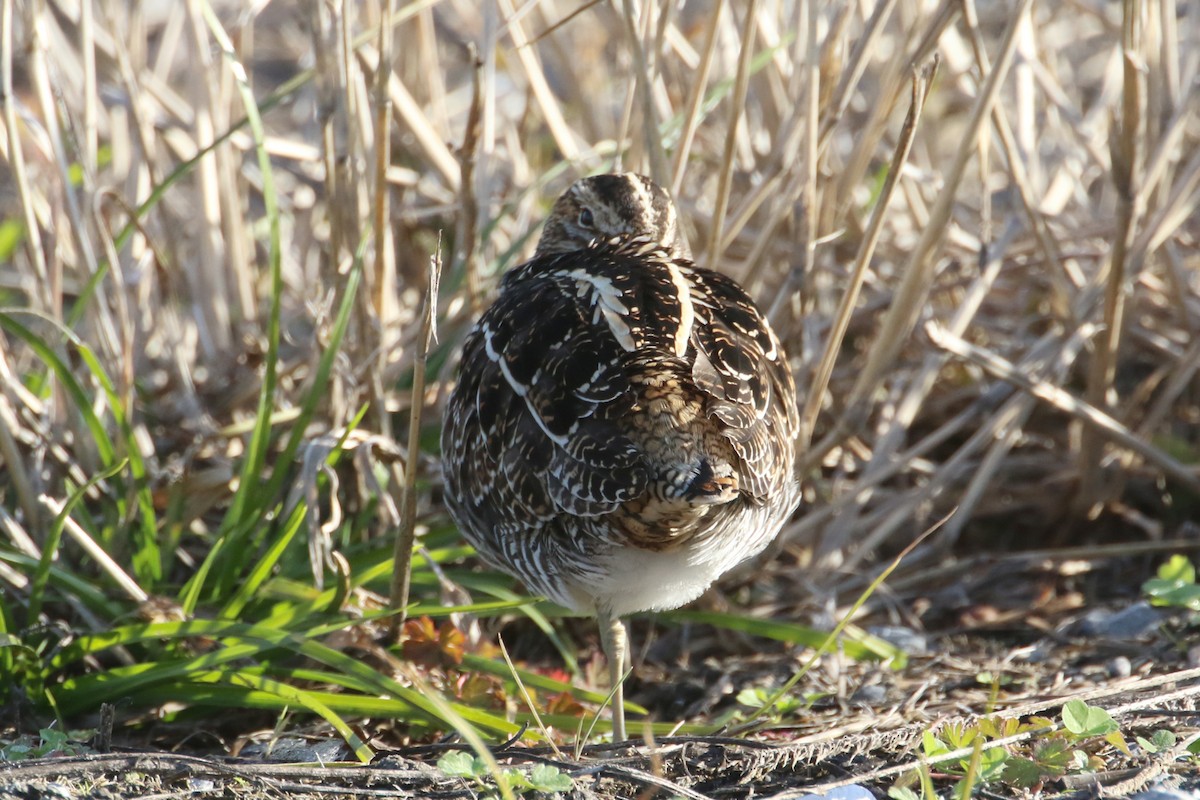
(4, 545), (1200, 800)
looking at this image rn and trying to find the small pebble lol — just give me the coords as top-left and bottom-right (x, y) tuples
(867, 625), (929, 655)
(851, 684), (888, 705)
(1076, 602), (1164, 639)
(1017, 639), (1055, 663)
(1107, 656), (1132, 678)
(241, 736), (349, 762)
(791, 783), (875, 800)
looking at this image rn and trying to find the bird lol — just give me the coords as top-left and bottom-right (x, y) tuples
(441, 173), (799, 741)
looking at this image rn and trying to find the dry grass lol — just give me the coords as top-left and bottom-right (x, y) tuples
(7, 0), (1196, 566)
(2, 0), (1200, 786)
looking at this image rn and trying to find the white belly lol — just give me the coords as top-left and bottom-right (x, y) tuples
(575, 505), (793, 616)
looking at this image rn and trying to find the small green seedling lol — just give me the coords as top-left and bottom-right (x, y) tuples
(1142, 555), (1200, 611)
(438, 751), (574, 798)
(1135, 730), (1176, 754)
(0, 729), (93, 760)
(1061, 699), (1118, 737)
(735, 686), (822, 719)
(921, 724), (1009, 784)
(1061, 698), (1130, 756)
(911, 698), (1143, 797)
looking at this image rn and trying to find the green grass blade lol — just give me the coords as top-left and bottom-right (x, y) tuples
(27, 459), (129, 624)
(658, 37), (792, 150)
(75, 73), (310, 332)
(74, 346), (161, 582)
(0, 552), (124, 619)
(177, 536), (225, 617)
(446, 571), (580, 676)
(210, 259), (365, 617)
(219, 669), (374, 762)
(459, 653), (648, 714)
(219, 496), (309, 619)
(201, 2), (284, 599)
(0, 311), (161, 582)
(257, 241), (366, 526)
(0, 311), (116, 463)
(48, 619), (518, 736)
(666, 609), (906, 665)
(130, 680), (434, 726)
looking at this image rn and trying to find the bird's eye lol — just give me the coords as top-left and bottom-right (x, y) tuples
(578, 207), (595, 228)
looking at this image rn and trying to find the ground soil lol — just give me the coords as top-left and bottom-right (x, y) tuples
(4, 545), (1200, 799)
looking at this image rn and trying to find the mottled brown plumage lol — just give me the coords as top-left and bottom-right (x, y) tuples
(442, 173), (799, 740)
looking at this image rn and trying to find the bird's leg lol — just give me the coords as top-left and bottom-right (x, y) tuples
(597, 607), (628, 742)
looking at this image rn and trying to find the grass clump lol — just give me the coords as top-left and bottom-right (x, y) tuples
(891, 698), (1200, 799)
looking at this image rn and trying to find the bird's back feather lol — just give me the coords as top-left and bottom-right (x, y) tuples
(443, 234), (799, 612)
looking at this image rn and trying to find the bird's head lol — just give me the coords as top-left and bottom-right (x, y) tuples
(535, 173), (691, 259)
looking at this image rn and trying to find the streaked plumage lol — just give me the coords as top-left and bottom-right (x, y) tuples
(442, 173), (799, 739)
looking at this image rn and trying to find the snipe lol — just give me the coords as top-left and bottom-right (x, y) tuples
(442, 173), (799, 740)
